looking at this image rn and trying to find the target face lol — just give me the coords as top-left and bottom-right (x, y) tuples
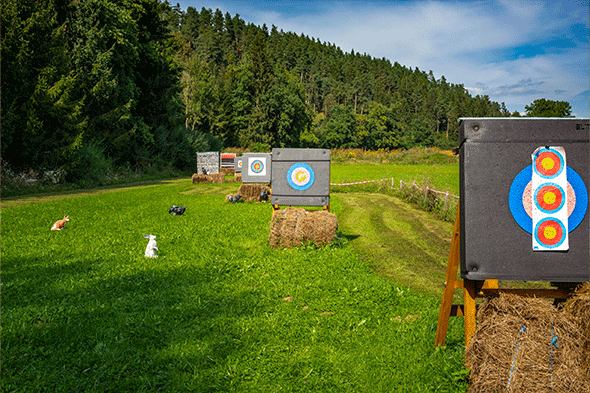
(508, 146), (586, 251)
(238, 160), (243, 168)
(534, 183), (565, 213)
(248, 157), (267, 176)
(286, 163), (315, 191)
(510, 166), (587, 233)
(534, 218), (566, 249)
(251, 160), (263, 173)
(533, 148), (564, 179)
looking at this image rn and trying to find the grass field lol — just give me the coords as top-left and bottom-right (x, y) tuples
(331, 162), (459, 196)
(2, 164), (469, 392)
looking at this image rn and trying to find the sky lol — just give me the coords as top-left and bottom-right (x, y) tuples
(174, 0), (590, 118)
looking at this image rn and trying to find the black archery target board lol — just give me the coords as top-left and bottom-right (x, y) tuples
(459, 118), (589, 282)
(271, 148), (330, 207)
(241, 153), (271, 183)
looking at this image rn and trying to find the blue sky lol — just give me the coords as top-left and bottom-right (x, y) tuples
(175, 0), (589, 118)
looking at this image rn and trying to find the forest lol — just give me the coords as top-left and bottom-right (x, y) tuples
(1, 0), (567, 183)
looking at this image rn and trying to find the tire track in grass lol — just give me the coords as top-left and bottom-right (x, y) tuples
(336, 192), (455, 297)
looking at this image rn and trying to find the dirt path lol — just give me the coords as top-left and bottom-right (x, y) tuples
(336, 192), (455, 297)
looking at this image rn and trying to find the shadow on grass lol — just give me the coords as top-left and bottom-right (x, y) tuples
(2, 256), (260, 392)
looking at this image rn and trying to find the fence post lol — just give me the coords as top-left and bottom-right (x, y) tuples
(424, 187), (429, 203)
(443, 192), (449, 214)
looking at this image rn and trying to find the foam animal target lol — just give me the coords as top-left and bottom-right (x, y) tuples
(286, 163), (315, 191)
(509, 146), (588, 251)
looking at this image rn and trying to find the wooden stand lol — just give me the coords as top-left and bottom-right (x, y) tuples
(434, 204), (572, 348)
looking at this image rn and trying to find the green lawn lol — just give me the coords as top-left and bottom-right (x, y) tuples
(2, 176), (467, 392)
(331, 162), (459, 196)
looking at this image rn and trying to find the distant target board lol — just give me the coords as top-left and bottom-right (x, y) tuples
(241, 153), (271, 183)
(233, 156), (243, 173)
(460, 118), (589, 282)
(196, 151), (220, 174)
(271, 148), (330, 207)
(221, 153), (236, 168)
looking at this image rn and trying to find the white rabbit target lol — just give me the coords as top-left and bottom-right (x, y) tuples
(143, 235), (159, 258)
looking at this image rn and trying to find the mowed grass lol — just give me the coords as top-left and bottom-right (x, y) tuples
(331, 162), (459, 196)
(2, 179), (467, 392)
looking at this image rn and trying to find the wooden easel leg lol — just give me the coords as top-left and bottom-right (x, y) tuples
(463, 279), (479, 347)
(435, 204), (461, 347)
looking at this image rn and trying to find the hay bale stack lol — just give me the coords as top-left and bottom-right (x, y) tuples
(236, 184), (270, 202)
(269, 207), (338, 249)
(192, 174), (209, 183)
(235, 173), (242, 182)
(208, 173), (225, 183)
(465, 293), (589, 393)
(220, 167), (234, 175)
(564, 283), (590, 379)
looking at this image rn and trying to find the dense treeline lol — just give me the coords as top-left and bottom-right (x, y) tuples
(172, 6), (512, 152)
(3, 0), (514, 182)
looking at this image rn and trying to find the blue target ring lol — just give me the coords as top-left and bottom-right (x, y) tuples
(287, 163), (315, 191)
(509, 166), (588, 234)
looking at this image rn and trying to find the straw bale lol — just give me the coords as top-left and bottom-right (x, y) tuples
(220, 167), (234, 175)
(192, 174), (209, 183)
(235, 173), (242, 182)
(208, 173), (225, 183)
(563, 282), (590, 379)
(236, 184), (271, 202)
(465, 293), (589, 393)
(269, 207), (338, 249)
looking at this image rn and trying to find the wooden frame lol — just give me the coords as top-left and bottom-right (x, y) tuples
(435, 203), (572, 347)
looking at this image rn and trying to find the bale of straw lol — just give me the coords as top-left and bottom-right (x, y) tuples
(563, 282), (590, 379)
(465, 293), (589, 393)
(220, 167), (234, 175)
(192, 174), (209, 184)
(269, 207), (338, 249)
(208, 173), (225, 183)
(236, 184), (270, 202)
(235, 173), (242, 182)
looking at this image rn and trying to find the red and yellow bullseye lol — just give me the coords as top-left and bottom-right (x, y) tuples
(534, 150), (563, 178)
(535, 183), (565, 213)
(535, 218), (565, 247)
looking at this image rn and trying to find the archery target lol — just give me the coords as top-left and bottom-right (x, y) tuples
(248, 157), (267, 176)
(510, 166), (587, 233)
(534, 218), (566, 249)
(534, 183), (565, 214)
(533, 148), (564, 179)
(286, 163), (315, 191)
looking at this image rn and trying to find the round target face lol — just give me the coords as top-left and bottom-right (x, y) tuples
(509, 166), (588, 234)
(534, 183), (565, 214)
(250, 160), (264, 173)
(533, 148), (564, 179)
(534, 218), (566, 248)
(237, 160), (243, 168)
(286, 163), (315, 191)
